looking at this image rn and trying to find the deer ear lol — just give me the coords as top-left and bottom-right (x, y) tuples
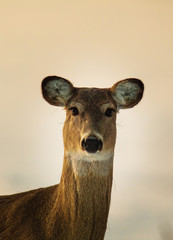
(42, 76), (75, 106)
(110, 78), (144, 109)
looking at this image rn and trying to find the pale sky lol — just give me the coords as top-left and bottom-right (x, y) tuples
(0, 1), (173, 239)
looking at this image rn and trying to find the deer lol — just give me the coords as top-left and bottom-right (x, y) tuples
(0, 76), (144, 240)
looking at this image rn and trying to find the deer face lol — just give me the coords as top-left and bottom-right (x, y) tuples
(42, 76), (144, 159)
(63, 88), (117, 155)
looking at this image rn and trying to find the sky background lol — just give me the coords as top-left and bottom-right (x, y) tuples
(0, 0), (173, 239)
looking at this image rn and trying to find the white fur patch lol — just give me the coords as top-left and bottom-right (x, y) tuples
(66, 150), (113, 162)
(80, 131), (103, 142)
(65, 150), (114, 177)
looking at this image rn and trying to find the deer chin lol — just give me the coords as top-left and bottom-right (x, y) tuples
(65, 150), (114, 177)
(65, 149), (114, 162)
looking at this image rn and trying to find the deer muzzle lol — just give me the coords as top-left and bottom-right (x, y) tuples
(81, 136), (103, 153)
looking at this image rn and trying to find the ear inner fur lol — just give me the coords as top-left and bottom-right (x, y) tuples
(42, 76), (75, 106)
(110, 78), (144, 109)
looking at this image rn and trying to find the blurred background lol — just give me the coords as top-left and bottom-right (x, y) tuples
(0, 0), (173, 239)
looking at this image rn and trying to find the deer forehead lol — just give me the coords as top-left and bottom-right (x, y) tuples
(67, 88), (116, 109)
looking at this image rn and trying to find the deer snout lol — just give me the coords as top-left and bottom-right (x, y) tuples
(81, 135), (103, 153)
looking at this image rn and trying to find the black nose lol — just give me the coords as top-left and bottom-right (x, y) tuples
(81, 136), (103, 153)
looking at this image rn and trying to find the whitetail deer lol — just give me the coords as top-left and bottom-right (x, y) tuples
(0, 76), (144, 240)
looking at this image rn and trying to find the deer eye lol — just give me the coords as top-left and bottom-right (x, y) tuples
(69, 107), (79, 116)
(105, 108), (115, 117)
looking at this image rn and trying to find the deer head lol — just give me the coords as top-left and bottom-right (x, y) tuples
(42, 76), (144, 162)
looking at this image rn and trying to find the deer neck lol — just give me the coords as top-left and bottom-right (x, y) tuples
(57, 150), (114, 239)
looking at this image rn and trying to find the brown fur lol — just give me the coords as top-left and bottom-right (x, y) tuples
(0, 76), (144, 240)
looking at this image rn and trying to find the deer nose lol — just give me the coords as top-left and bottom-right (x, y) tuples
(81, 136), (103, 153)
